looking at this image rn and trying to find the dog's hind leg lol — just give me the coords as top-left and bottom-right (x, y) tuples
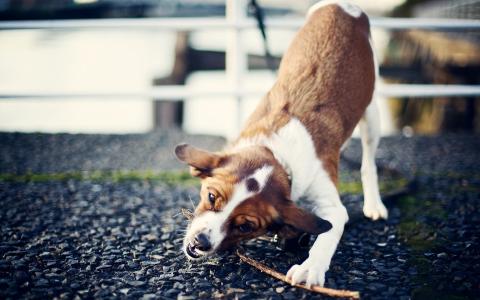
(359, 100), (388, 220)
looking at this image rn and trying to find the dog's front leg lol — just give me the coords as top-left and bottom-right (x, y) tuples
(286, 175), (348, 287)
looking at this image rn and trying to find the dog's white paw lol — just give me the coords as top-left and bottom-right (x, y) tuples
(363, 199), (388, 220)
(285, 258), (328, 288)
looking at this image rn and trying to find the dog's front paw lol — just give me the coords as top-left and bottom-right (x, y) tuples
(285, 258), (328, 288)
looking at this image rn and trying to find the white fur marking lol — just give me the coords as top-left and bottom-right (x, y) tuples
(307, 0), (363, 18)
(184, 165), (273, 254)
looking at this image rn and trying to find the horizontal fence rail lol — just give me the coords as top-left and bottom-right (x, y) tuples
(0, 17), (479, 99)
(1, 84), (480, 100)
(0, 3), (479, 132)
(378, 84), (480, 98)
(1, 17), (480, 30)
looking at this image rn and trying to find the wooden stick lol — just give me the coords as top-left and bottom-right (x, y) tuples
(181, 208), (194, 221)
(182, 209), (359, 298)
(236, 250), (360, 299)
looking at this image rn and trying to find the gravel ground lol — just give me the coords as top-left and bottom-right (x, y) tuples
(0, 131), (479, 299)
(0, 130), (225, 174)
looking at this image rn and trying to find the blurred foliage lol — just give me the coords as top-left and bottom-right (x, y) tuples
(0, 170), (409, 196)
(0, 170), (199, 186)
(384, 0), (480, 134)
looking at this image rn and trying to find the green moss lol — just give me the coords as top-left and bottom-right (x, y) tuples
(0, 170), (199, 186)
(398, 221), (438, 252)
(338, 181), (364, 194)
(395, 194), (462, 299)
(398, 196), (447, 222)
(338, 178), (408, 195)
(396, 196), (446, 252)
(1, 170), (411, 194)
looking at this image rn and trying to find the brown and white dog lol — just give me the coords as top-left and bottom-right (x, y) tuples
(174, 1), (388, 287)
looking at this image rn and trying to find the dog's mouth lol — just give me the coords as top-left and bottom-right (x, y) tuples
(185, 243), (200, 259)
(185, 242), (208, 260)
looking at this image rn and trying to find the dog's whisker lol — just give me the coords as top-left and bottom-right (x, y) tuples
(180, 208), (194, 221)
(172, 212), (182, 218)
(188, 195), (196, 209)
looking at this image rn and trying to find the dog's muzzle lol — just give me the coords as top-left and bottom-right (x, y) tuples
(185, 233), (212, 259)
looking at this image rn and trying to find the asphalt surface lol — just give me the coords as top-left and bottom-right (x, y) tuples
(0, 130), (225, 174)
(0, 131), (479, 299)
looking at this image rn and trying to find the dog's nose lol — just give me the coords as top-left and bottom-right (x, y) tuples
(193, 233), (212, 251)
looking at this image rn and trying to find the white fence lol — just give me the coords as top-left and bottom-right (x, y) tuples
(1, 0), (480, 130)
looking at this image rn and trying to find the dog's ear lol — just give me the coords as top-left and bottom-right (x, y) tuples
(276, 203), (332, 238)
(174, 144), (222, 178)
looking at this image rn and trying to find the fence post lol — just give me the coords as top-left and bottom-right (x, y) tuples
(152, 32), (190, 129)
(226, 0), (248, 135)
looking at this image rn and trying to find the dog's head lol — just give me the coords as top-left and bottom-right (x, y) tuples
(175, 144), (332, 260)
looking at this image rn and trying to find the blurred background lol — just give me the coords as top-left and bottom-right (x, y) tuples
(1, 3), (480, 299)
(0, 0), (479, 139)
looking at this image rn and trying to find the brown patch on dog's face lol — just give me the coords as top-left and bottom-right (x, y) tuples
(199, 149), (277, 212)
(216, 197), (279, 250)
(175, 144), (284, 216)
(217, 171), (332, 250)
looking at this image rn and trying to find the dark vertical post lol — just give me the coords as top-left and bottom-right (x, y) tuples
(152, 31), (190, 130)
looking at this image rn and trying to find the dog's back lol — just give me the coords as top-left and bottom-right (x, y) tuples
(239, 3), (375, 159)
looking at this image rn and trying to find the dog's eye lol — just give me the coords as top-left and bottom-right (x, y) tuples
(208, 192), (216, 205)
(238, 222), (254, 234)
